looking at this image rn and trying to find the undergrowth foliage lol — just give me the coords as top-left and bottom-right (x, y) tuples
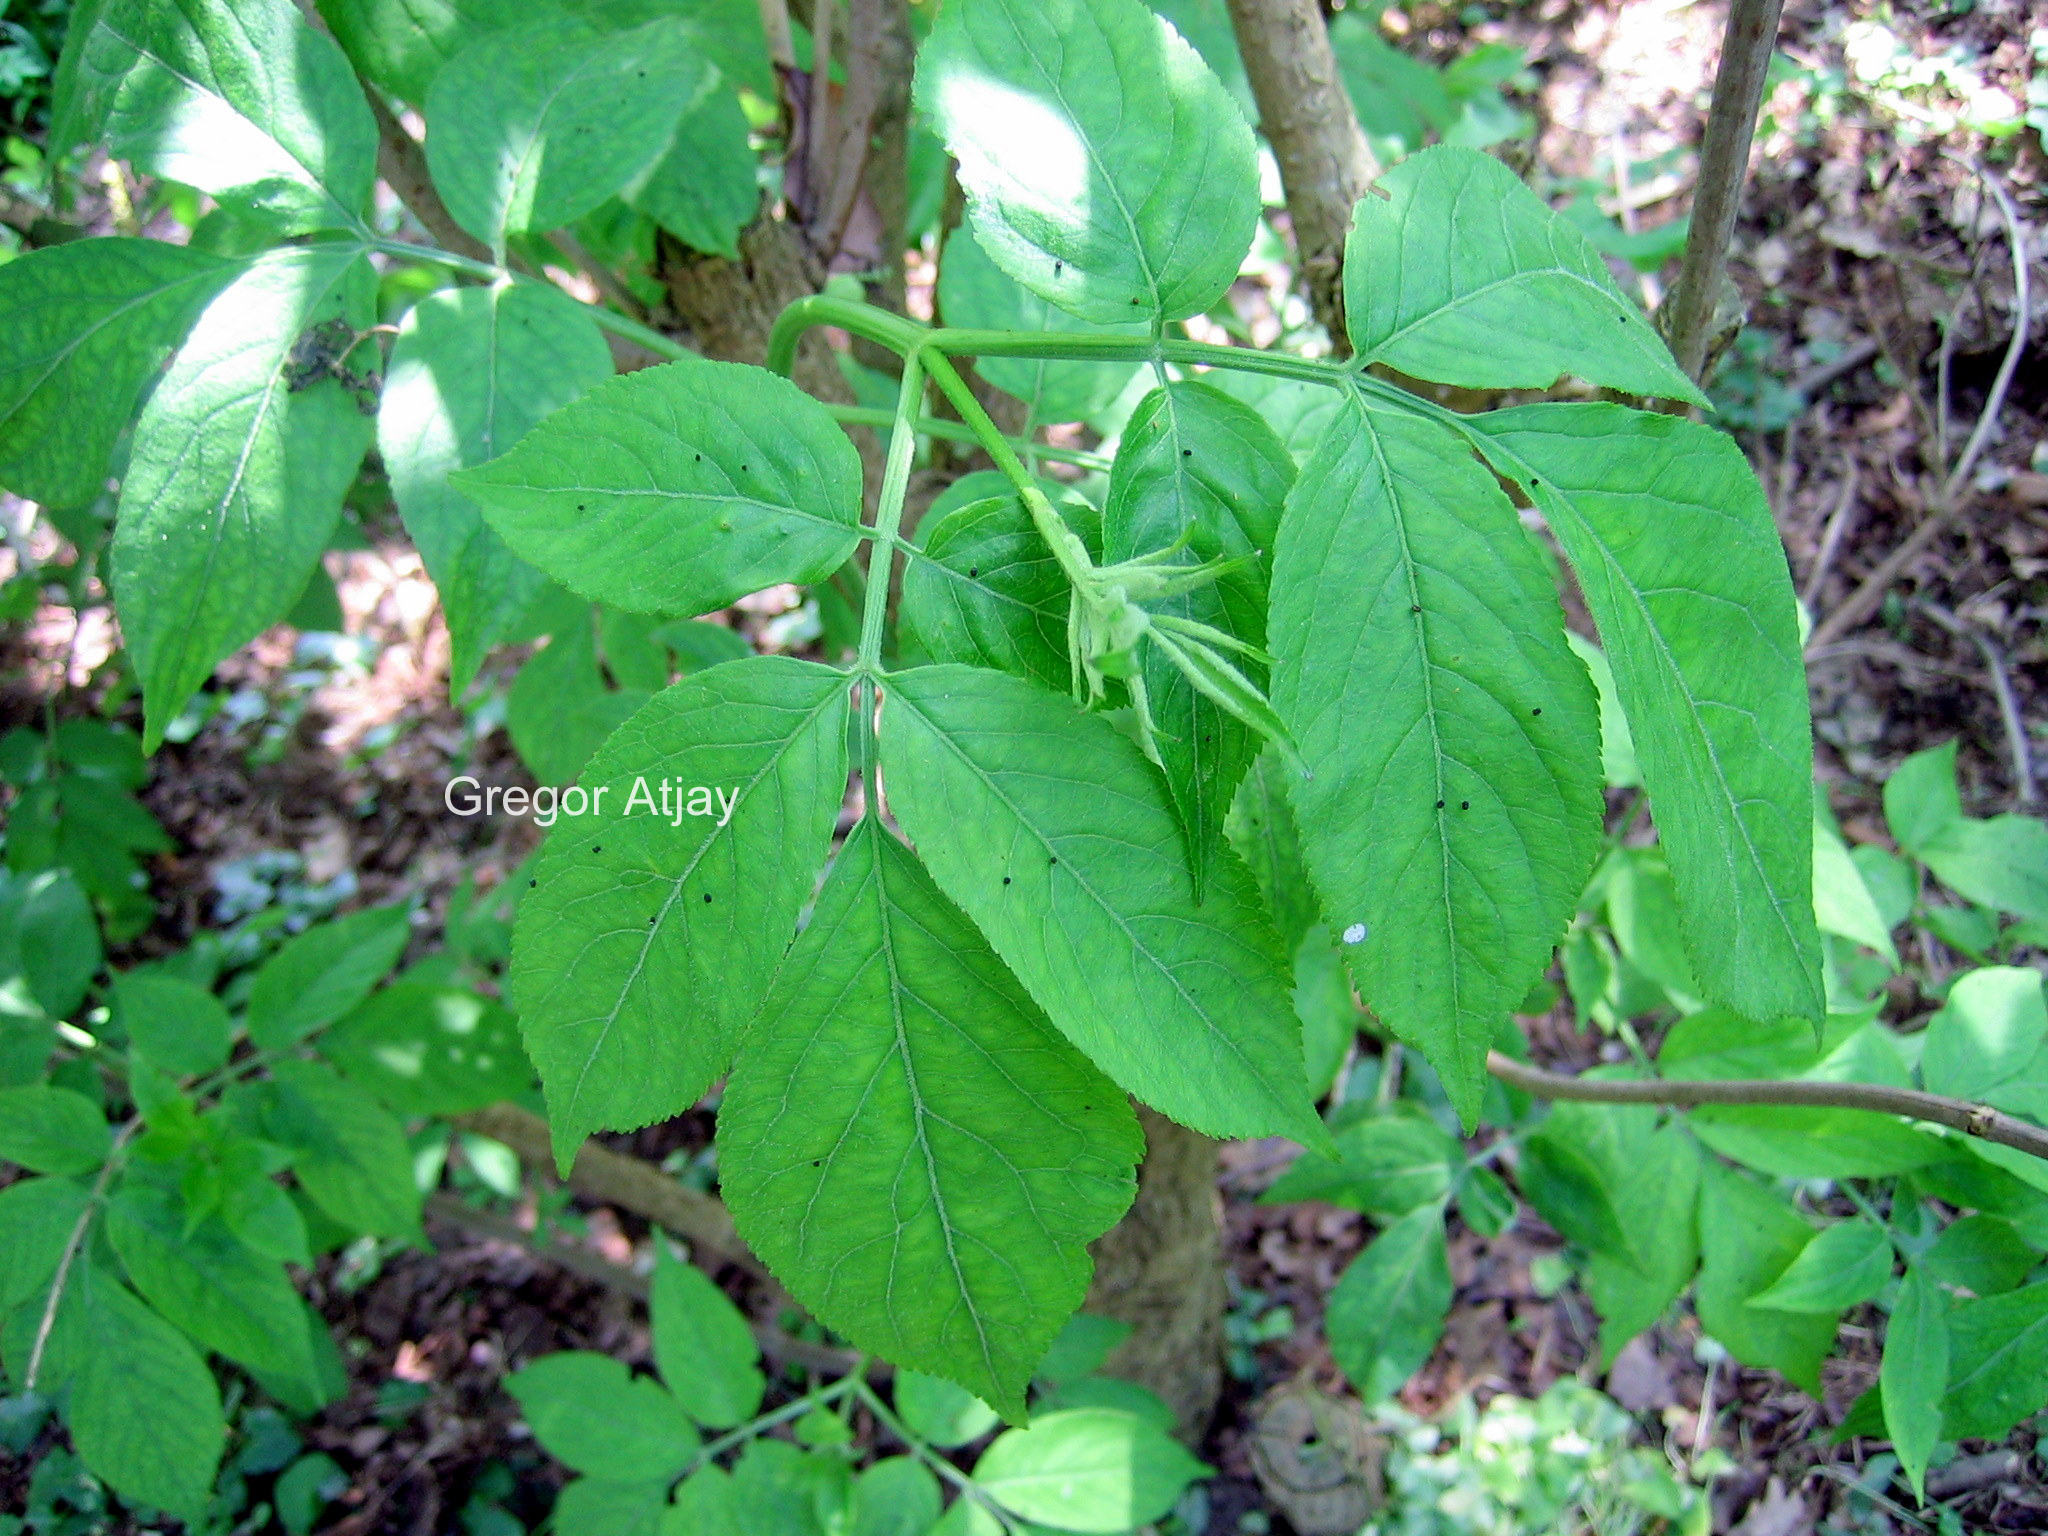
(4, 0), (2046, 1523)
(2, 0), (1823, 1421)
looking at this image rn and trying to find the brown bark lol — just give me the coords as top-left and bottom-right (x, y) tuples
(1084, 1109), (1227, 1440)
(1223, 0), (1376, 348)
(454, 1103), (765, 1278)
(365, 92), (492, 265)
(1662, 0), (1785, 386)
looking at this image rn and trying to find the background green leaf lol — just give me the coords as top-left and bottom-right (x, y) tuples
(651, 1248), (764, 1429)
(246, 904), (412, 1051)
(1325, 1203), (1452, 1401)
(65, 1265), (225, 1520)
(972, 1408), (1208, 1532)
(507, 1351), (699, 1481)
(261, 1060), (422, 1238)
(0, 1085), (112, 1174)
(916, 0), (1260, 323)
(1695, 1160), (1836, 1393)
(112, 972), (232, 1077)
(424, 15), (710, 255)
(0, 239), (234, 507)
(1881, 1262), (1948, 1501)
(380, 281), (615, 692)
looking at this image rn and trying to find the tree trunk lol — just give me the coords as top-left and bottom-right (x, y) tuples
(1084, 1109), (1227, 1440)
(1223, 0), (1375, 348)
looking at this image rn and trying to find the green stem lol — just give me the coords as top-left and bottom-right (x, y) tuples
(851, 1380), (1022, 1534)
(857, 349), (928, 677)
(373, 237), (699, 366)
(768, 294), (927, 377)
(25, 1119), (140, 1389)
(683, 1372), (863, 1475)
(920, 351), (1094, 590)
(823, 406), (1112, 472)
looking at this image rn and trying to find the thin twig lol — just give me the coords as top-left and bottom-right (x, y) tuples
(25, 1121), (139, 1390)
(421, 1193), (861, 1376)
(1485, 1052), (2048, 1163)
(757, 0), (796, 73)
(807, 0), (836, 218)
(451, 1102), (768, 1280)
(1918, 600), (2038, 807)
(364, 92), (492, 265)
(1789, 336), (1879, 398)
(1807, 502), (1958, 651)
(1800, 460), (1861, 609)
(1942, 162), (2031, 507)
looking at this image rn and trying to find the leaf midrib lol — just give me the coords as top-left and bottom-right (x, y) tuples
(891, 683), (1288, 1121)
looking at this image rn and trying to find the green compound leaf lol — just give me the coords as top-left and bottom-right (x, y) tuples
(455, 356), (864, 620)
(1345, 146), (1703, 405)
(1472, 403), (1824, 1028)
(0, 1086), (113, 1174)
(915, 0), (1260, 324)
(1944, 1280), (2048, 1440)
(1107, 380), (1295, 897)
(63, 1264), (225, 1521)
(651, 1248), (764, 1429)
(511, 658), (848, 1163)
(1325, 1203), (1452, 1402)
(1272, 400), (1602, 1124)
(935, 229), (1143, 424)
(111, 973), (232, 1077)
(0, 239), (235, 508)
(721, 818), (1141, 1422)
(424, 14), (710, 256)
(261, 1059), (422, 1240)
(506, 1351), (699, 1481)
(380, 282), (614, 693)
(1882, 1263), (1948, 1502)
(246, 904), (413, 1052)
(883, 665), (1324, 1146)
(110, 243), (366, 749)
(105, 1179), (319, 1386)
(1695, 1159), (1836, 1394)
(1751, 1217), (1892, 1313)
(54, 0), (376, 235)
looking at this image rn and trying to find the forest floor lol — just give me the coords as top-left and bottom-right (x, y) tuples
(2, 0), (2044, 1531)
